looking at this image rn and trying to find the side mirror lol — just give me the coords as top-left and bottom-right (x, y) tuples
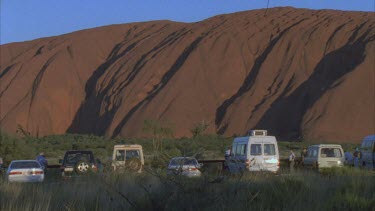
(198, 163), (204, 168)
(58, 159), (63, 164)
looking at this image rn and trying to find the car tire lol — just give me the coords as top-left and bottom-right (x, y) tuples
(125, 158), (142, 172)
(75, 160), (90, 174)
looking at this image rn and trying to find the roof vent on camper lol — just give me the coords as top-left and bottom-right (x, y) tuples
(248, 130), (267, 136)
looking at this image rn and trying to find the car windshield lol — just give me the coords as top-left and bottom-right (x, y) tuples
(11, 161), (40, 169)
(64, 152), (94, 164)
(170, 158), (198, 166)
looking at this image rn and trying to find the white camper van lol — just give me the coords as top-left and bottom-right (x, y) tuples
(227, 130), (280, 173)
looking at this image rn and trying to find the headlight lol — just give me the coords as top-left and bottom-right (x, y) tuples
(337, 161), (341, 164)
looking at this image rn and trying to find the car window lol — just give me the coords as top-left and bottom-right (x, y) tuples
(11, 161), (40, 169)
(307, 147), (318, 158)
(232, 144), (237, 156)
(125, 150), (140, 160)
(170, 159), (179, 166)
(183, 159), (198, 165)
(250, 144), (262, 156)
(363, 140), (375, 151)
(115, 150), (125, 161)
(65, 152), (94, 164)
(235, 144), (247, 156)
(170, 158), (197, 166)
(264, 144), (276, 155)
(320, 148), (342, 158)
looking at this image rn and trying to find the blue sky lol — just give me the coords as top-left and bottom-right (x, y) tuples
(1, 0), (374, 44)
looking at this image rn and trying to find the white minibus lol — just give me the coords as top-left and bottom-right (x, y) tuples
(227, 130), (279, 173)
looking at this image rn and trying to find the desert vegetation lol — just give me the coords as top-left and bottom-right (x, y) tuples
(0, 167), (374, 210)
(0, 132), (360, 166)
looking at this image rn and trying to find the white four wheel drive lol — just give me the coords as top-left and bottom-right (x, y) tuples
(227, 130), (280, 173)
(112, 144), (144, 173)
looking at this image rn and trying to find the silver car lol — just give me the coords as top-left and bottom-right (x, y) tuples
(167, 157), (202, 177)
(6, 160), (45, 182)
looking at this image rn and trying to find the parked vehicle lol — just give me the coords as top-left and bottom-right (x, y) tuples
(167, 157), (202, 177)
(59, 150), (100, 177)
(112, 145), (144, 173)
(227, 130), (280, 173)
(359, 135), (375, 169)
(6, 160), (44, 182)
(303, 144), (345, 169)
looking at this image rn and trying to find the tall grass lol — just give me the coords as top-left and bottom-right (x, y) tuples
(1, 168), (374, 210)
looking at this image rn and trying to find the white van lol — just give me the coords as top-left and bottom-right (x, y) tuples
(227, 130), (280, 173)
(360, 135), (375, 169)
(303, 144), (345, 168)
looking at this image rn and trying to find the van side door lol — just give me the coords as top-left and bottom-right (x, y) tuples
(228, 143), (247, 173)
(235, 143), (247, 171)
(303, 147), (318, 167)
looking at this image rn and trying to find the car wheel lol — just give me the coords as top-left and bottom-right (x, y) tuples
(76, 161), (90, 174)
(125, 158), (142, 172)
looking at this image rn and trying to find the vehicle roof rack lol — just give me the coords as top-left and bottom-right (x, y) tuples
(248, 130), (267, 136)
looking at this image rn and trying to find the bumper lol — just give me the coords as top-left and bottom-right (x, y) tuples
(167, 170), (202, 177)
(8, 175), (44, 182)
(181, 171), (201, 177)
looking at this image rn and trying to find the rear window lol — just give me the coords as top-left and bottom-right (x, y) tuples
(64, 151), (94, 164)
(250, 144), (262, 156)
(170, 158), (198, 166)
(125, 150), (141, 160)
(115, 150), (125, 161)
(11, 161), (40, 169)
(264, 144), (276, 156)
(320, 148), (342, 158)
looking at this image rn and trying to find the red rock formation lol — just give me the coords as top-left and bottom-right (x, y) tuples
(1, 7), (374, 142)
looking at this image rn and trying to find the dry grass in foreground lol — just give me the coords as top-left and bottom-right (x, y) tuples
(0, 167), (374, 210)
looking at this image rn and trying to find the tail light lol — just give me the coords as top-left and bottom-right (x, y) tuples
(92, 165), (98, 171)
(245, 159), (251, 166)
(34, 171), (44, 175)
(188, 168), (197, 171)
(9, 171), (22, 175)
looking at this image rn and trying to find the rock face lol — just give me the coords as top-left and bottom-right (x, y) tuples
(1, 7), (374, 143)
